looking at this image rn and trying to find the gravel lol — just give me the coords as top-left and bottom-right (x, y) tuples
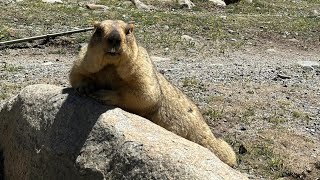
(0, 43), (319, 178)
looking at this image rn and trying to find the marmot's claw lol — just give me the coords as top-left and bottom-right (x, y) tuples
(90, 91), (111, 104)
(91, 90), (105, 99)
(75, 84), (96, 96)
(90, 90), (114, 104)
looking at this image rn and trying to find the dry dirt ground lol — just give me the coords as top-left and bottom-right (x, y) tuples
(1, 41), (319, 179)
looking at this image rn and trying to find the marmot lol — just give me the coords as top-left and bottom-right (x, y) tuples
(69, 20), (237, 167)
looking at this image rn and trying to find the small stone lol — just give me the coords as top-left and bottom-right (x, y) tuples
(164, 25), (170, 31)
(220, 15), (227, 20)
(42, 0), (63, 3)
(227, 29), (235, 34)
(266, 48), (277, 53)
(151, 56), (171, 62)
(315, 161), (320, 169)
(42, 62), (54, 66)
(181, 35), (194, 42)
(312, 9), (319, 17)
(203, 26), (210, 30)
(208, 0), (226, 7)
(187, 49), (196, 53)
(306, 166), (312, 173)
(179, 0), (195, 9)
(239, 144), (247, 154)
(82, 13), (89, 17)
(297, 61), (319, 68)
(122, 1), (133, 7)
(288, 38), (299, 43)
(240, 126), (247, 131)
(277, 74), (291, 79)
(86, 3), (109, 11)
(246, 90), (254, 94)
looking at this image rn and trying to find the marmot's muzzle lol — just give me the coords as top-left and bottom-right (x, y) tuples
(106, 30), (122, 55)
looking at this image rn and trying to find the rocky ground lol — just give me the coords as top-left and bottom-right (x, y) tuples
(1, 42), (319, 179)
(1, 0), (320, 179)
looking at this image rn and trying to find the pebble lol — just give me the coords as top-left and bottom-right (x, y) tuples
(297, 61), (319, 68)
(312, 10), (319, 17)
(86, 4), (109, 11)
(42, 62), (54, 66)
(220, 15), (227, 20)
(151, 56), (171, 62)
(239, 144), (247, 154)
(288, 38), (299, 43)
(181, 35), (194, 42)
(42, 0), (63, 3)
(277, 74), (291, 79)
(240, 126), (247, 131)
(122, 1), (133, 7)
(266, 48), (277, 53)
(164, 25), (170, 31)
(227, 29), (235, 34)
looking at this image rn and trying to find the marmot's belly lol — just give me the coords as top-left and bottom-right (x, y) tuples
(93, 65), (123, 90)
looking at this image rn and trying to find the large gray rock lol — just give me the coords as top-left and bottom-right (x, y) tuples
(0, 84), (247, 180)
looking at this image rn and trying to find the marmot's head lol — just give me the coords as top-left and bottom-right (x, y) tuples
(89, 20), (137, 60)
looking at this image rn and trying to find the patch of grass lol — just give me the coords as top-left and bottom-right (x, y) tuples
(254, 143), (284, 174)
(182, 76), (198, 87)
(238, 140), (286, 179)
(182, 76), (207, 91)
(292, 110), (302, 118)
(268, 116), (287, 125)
(0, 92), (8, 100)
(0, 26), (10, 41)
(1, 63), (23, 72)
(278, 100), (291, 108)
(1, 0), (318, 52)
(292, 110), (311, 122)
(204, 108), (224, 121)
(0, 84), (19, 100)
(240, 107), (255, 123)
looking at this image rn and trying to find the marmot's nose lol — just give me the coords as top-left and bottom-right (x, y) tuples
(107, 30), (121, 48)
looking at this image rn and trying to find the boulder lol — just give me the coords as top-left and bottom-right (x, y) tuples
(0, 84), (248, 180)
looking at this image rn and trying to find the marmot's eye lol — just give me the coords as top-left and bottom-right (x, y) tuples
(95, 27), (102, 36)
(125, 22), (134, 35)
(125, 27), (131, 35)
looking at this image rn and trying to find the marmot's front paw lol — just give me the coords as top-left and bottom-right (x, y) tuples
(90, 89), (118, 105)
(74, 82), (96, 96)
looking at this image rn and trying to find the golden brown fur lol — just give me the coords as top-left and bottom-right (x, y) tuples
(69, 20), (237, 167)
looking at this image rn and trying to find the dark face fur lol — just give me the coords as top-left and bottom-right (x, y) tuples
(90, 20), (135, 58)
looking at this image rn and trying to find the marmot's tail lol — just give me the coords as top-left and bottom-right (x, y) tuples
(208, 138), (237, 167)
(194, 131), (237, 167)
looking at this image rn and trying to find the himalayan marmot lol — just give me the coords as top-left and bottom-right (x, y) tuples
(69, 20), (237, 167)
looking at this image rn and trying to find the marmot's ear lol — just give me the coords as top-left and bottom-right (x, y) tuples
(126, 21), (135, 34)
(93, 21), (100, 28)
